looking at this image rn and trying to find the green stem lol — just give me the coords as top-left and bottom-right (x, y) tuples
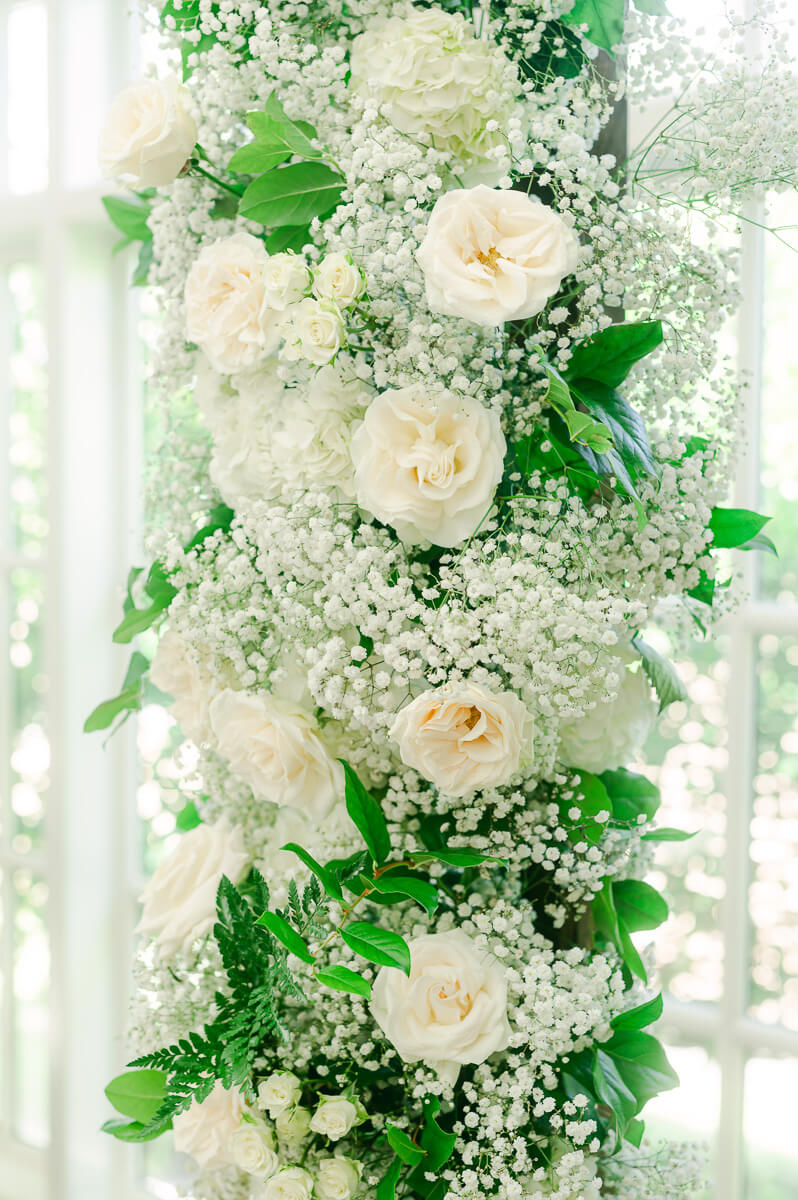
(188, 160), (244, 199)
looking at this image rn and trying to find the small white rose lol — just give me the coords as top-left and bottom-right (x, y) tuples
(99, 75), (197, 187)
(227, 1121), (280, 1178)
(264, 253), (312, 311)
(349, 9), (515, 183)
(281, 298), (345, 367)
(351, 385), (506, 548)
(135, 820), (249, 957)
(371, 930), (511, 1080)
(309, 1096), (360, 1141)
(209, 690), (342, 821)
(185, 233), (282, 374)
(313, 253), (365, 308)
(263, 1165), (315, 1200)
(391, 681), (532, 795)
(172, 1081), (246, 1168)
(315, 1156), (362, 1200)
(258, 1072), (302, 1118)
(149, 629), (211, 744)
(416, 186), (579, 326)
(558, 653), (658, 775)
(274, 1105), (312, 1156)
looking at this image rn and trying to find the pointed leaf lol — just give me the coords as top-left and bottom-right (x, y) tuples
(561, 0), (625, 51)
(614, 879), (669, 932)
(633, 636), (685, 710)
(341, 761), (391, 865)
(256, 911), (315, 963)
(369, 873), (438, 914)
(105, 1069), (168, 1123)
(239, 161), (344, 228)
(341, 922), (411, 975)
(282, 842), (343, 901)
(709, 506), (771, 550)
(411, 849), (505, 868)
(612, 993), (663, 1031)
(565, 321), (663, 388)
(315, 964), (372, 999)
(386, 1125), (427, 1166)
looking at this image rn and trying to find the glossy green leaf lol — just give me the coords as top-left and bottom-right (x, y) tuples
(611, 993), (663, 1031)
(709, 506), (771, 550)
(282, 843), (343, 901)
(84, 651), (149, 733)
(565, 321), (663, 389)
(102, 195), (152, 242)
(105, 1069), (167, 1124)
(574, 380), (656, 477)
(411, 849), (505, 868)
(633, 636), (686, 710)
(228, 141), (291, 175)
(341, 922), (411, 975)
(101, 1116), (170, 1142)
(376, 1157), (403, 1200)
(604, 1028), (679, 1108)
(247, 110), (322, 161)
(176, 801), (202, 832)
(239, 161), (344, 228)
(601, 767), (661, 823)
(561, 0), (625, 51)
(369, 873), (438, 914)
(614, 879), (669, 932)
(315, 964), (372, 999)
(341, 761), (391, 865)
(265, 224), (312, 254)
(386, 1125), (426, 1166)
(641, 826), (696, 842)
(256, 911), (315, 963)
(406, 1096), (457, 1194)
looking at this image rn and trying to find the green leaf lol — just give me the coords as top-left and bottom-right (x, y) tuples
(112, 562), (177, 644)
(411, 849), (506, 868)
(239, 161), (345, 228)
(184, 503), (235, 552)
(247, 109), (322, 161)
(406, 1097), (457, 1194)
(709, 506), (771, 550)
(102, 195), (152, 243)
(573, 380), (656, 477)
(612, 993), (663, 1031)
(561, 0), (625, 52)
(376, 1157), (403, 1200)
(83, 650), (149, 733)
(386, 1125), (427, 1166)
(229, 142), (291, 176)
(256, 911), (315, 964)
(614, 879), (669, 932)
(632, 0), (669, 13)
(604, 1028), (679, 1108)
(641, 826), (696, 843)
(740, 530), (777, 556)
(601, 767), (661, 823)
(132, 239), (154, 287)
(633, 636), (685, 710)
(282, 842), (344, 901)
(265, 224), (312, 254)
(592, 1049), (638, 1132)
(101, 1116), (170, 1142)
(315, 964), (372, 999)
(368, 873), (439, 914)
(565, 321), (663, 389)
(175, 801), (202, 832)
(570, 770), (613, 843)
(687, 568), (716, 608)
(105, 1069), (168, 1124)
(341, 922), (411, 975)
(341, 761), (391, 865)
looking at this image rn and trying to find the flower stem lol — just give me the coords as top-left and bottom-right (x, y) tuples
(188, 159), (244, 199)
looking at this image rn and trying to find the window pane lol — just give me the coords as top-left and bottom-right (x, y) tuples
(9, 568), (47, 853)
(12, 866), (48, 1146)
(644, 1037), (720, 1150)
(7, 262), (48, 558)
(760, 191), (798, 603)
(744, 1055), (798, 1199)
(644, 634), (728, 1004)
(7, 2), (48, 195)
(749, 634), (798, 1028)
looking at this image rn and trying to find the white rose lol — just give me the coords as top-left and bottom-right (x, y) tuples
(264, 253), (312, 311)
(172, 1081), (246, 1168)
(258, 1072), (302, 1118)
(313, 254), (365, 308)
(350, 9), (515, 183)
(99, 75), (197, 187)
(135, 820), (249, 956)
(390, 681), (531, 795)
(149, 629), (210, 744)
(416, 186), (579, 326)
(309, 1096), (360, 1141)
(558, 654), (658, 775)
(263, 1167), (314, 1200)
(200, 364), (287, 506)
(185, 233), (282, 373)
(275, 1106), (312, 1156)
(351, 385), (506, 547)
(270, 364), (370, 497)
(209, 689), (342, 820)
(371, 930), (511, 1082)
(227, 1121), (280, 1178)
(315, 1157), (362, 1200)
(281, 298), (345, 367)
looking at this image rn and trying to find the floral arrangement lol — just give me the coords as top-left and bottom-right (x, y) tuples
(89, 1), (790, 1198)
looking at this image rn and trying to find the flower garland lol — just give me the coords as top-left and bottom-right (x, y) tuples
(90, 2), (790, 1198)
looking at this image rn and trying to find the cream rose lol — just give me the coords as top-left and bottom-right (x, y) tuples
(391, 681), (531, 795)
(264, 252), (311, 311)
(198, 363), (287, 506)
(185, 233), (282, 373)
(172, 1081), (246, 1168)
(371, 930), (511, 1082)
(281, 298), (345, 367)
(351, 385), (505, 547)
(558, 654), (658, 775)
(270, 364), (370, 497)
(99, 75), (197, 187)
(315, 1157), (362, 1200)
(209, 689), (342, 820)
(349, 9), (515, 183)
(274, 1106), (312, 1157)
(263, 1166), (315, 1200)
(313, 253), (365, 308)
(416, 186), (579, 326)
(309, 1096), (360, 1141)
(149, 629), (210, 744)
(227, 1121), (280, 1178)
(258, 1071), (302, 1118)
(135, 820), (249, 957)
